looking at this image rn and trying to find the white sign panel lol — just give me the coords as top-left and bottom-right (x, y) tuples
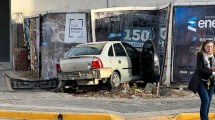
(64, 14), (87, 43)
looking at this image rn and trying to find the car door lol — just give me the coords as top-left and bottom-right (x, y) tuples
(111, 43), (132, 82)
(141, 40), (160, 83)
(122, 42), (141, 76)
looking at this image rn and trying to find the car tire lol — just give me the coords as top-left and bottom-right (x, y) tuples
(107, 71), (121, 90)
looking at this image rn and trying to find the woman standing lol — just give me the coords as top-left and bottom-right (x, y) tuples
(188, 40), (215, 120)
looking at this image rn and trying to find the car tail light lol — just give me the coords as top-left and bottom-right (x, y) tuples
(56, 63), (62, 73)
(91, 57), (103, 69)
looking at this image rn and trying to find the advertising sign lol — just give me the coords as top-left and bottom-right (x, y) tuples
(92, 8), (168, 71)
(64, 14), (87, 43)
(93, 10), (157, 51)
(173, 5), (215, 82)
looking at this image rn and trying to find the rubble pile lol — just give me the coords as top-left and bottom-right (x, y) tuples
(69, 83), (196, 99)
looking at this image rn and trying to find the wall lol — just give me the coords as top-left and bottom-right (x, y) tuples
(11, 0), (106, 17)
(11, 0), (215, 17)
(13, 24), (28, 71)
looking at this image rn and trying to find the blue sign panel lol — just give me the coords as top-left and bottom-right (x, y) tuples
(94, 10), (157, 50)
(173, 5), (215, 82)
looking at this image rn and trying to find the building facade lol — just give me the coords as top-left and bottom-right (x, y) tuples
(11, 0), (215, 17)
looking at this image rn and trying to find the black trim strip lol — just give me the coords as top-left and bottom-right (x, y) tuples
(122, 68), (132, 69)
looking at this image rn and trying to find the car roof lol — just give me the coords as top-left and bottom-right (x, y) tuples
(78, 41), (123, 45)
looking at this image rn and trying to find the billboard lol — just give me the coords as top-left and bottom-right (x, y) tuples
(173, 5), (215, 82)
(91, 8), (169, 81)
(92, 8), (168, 52)
(91, 8), (168, 72)
(92, 9), (158, 51)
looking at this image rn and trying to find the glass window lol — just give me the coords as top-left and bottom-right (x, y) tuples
(67, 43), (105, 57)
(142, 40), (154, 53)
(122, 42), (139, 58)
(108, 46), (114, 56)
(113, 43), (126, 56)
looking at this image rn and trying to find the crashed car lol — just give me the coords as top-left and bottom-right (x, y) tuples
(56, 41), (160, 91)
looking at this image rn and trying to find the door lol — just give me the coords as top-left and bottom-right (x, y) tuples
(0, 1), (10, 62)
(111, 43), (132, 82)
(122, 42), (141, 76)
(141, 40), (158, 83)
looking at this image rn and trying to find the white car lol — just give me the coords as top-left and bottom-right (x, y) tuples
(56, 41), (159, 91)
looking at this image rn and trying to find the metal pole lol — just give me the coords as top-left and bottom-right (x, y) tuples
(39, 14), (42, 78)
(106, 0), (109, 8)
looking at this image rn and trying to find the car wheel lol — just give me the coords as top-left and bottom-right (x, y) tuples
(107, 71), (121, 89)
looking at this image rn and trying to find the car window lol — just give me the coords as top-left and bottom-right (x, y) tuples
(122, 43), (139, 58)
(113, 43), (126, 56)
(67, 43), (105, 57)
(108, 46), (114, 56)
(142, 40), (154, 53)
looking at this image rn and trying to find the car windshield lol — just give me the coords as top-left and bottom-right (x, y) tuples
(66, 43), (105, 57)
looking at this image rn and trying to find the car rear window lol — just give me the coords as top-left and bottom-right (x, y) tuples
(67, 43), (105, 57)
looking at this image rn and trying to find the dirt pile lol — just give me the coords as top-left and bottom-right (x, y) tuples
(69, 83), (197, 99)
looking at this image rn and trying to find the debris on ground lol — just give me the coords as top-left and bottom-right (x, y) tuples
(5, 71), (197, 99)
(66, 82), (197, 99)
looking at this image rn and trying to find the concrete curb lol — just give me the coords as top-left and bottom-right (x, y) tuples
(0, 110), (125, 120)
(142, 113), (215, 120)
(175, 113), (215, 120)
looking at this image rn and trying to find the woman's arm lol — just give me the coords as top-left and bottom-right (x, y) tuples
(196, 53), (213, 76)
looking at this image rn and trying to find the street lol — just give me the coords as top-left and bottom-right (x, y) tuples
(0, 71), (214, 120)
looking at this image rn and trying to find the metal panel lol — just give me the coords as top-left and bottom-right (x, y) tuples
(29, 17), (40, 77)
